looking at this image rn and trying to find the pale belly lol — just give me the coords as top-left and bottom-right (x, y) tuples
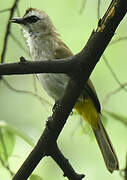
(37, 73), (69, 101)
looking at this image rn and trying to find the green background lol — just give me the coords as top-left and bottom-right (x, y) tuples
(0, 0), (127, 179)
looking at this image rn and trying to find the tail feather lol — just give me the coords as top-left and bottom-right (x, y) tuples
(75, 98), (119, 172)
(93, 117), (119, 173)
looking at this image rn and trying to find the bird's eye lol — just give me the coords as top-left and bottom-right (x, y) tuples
(25, 15), (40, 23)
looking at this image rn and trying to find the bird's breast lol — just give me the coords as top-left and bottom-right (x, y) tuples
(37, 73), (69, 101)
(28, 36), (69, 101)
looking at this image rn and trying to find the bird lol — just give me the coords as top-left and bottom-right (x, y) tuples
(11, 8), (119, 172)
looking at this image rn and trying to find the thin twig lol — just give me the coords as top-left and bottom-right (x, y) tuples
(32, 75), (38, 93)
(16, 6), (20, 16)
(110, 37), (127, 45)
(103, 109), (127, 127)
(2, 78), (52, 107)
(102, 54), (127, 105)
(0, 8), (11, 13)
(0, 0), (19, 63)
(102, 83), (127, 106)
(103, 54), (127, 91)
(97, 0), (101, 20)
(97, 0), (127, 94)
(79, 0), (87, 14)
(10, 32), (29, 55)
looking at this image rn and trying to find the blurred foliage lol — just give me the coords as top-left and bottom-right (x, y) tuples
(104, 110), (127, 126)
(0, 124), (15, 162)
(29, 174), (43, 180)
(0, 0), (127, 180)
(0, 121), (34, 147)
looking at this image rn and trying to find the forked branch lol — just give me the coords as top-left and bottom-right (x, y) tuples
(0, 0), (126, 180)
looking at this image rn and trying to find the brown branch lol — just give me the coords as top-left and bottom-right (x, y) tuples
(0, 0), (126, 179)
(48, 143), (85, 180)
(0, 56), (77, 75)
(11, 0), (127, 179)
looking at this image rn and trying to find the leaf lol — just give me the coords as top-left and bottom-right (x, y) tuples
(104, 110), (127, 126)
(29, 174), (43, 180)
(0, 121), (34, 147)
(0, 126), (15, 162)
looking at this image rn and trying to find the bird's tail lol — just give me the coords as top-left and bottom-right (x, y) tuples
(93, 117), (119, 173)
(75, 98), (119, 172)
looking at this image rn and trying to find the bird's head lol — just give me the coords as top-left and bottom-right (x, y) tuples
(11, 8), (56, 36)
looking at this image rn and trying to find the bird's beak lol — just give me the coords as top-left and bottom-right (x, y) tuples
(11, 17), (26, 24)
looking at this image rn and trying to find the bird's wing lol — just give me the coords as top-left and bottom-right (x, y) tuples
(84, 80), (101, 113)
(54, 39), (101, 113)
(54, 39), (73, 59)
